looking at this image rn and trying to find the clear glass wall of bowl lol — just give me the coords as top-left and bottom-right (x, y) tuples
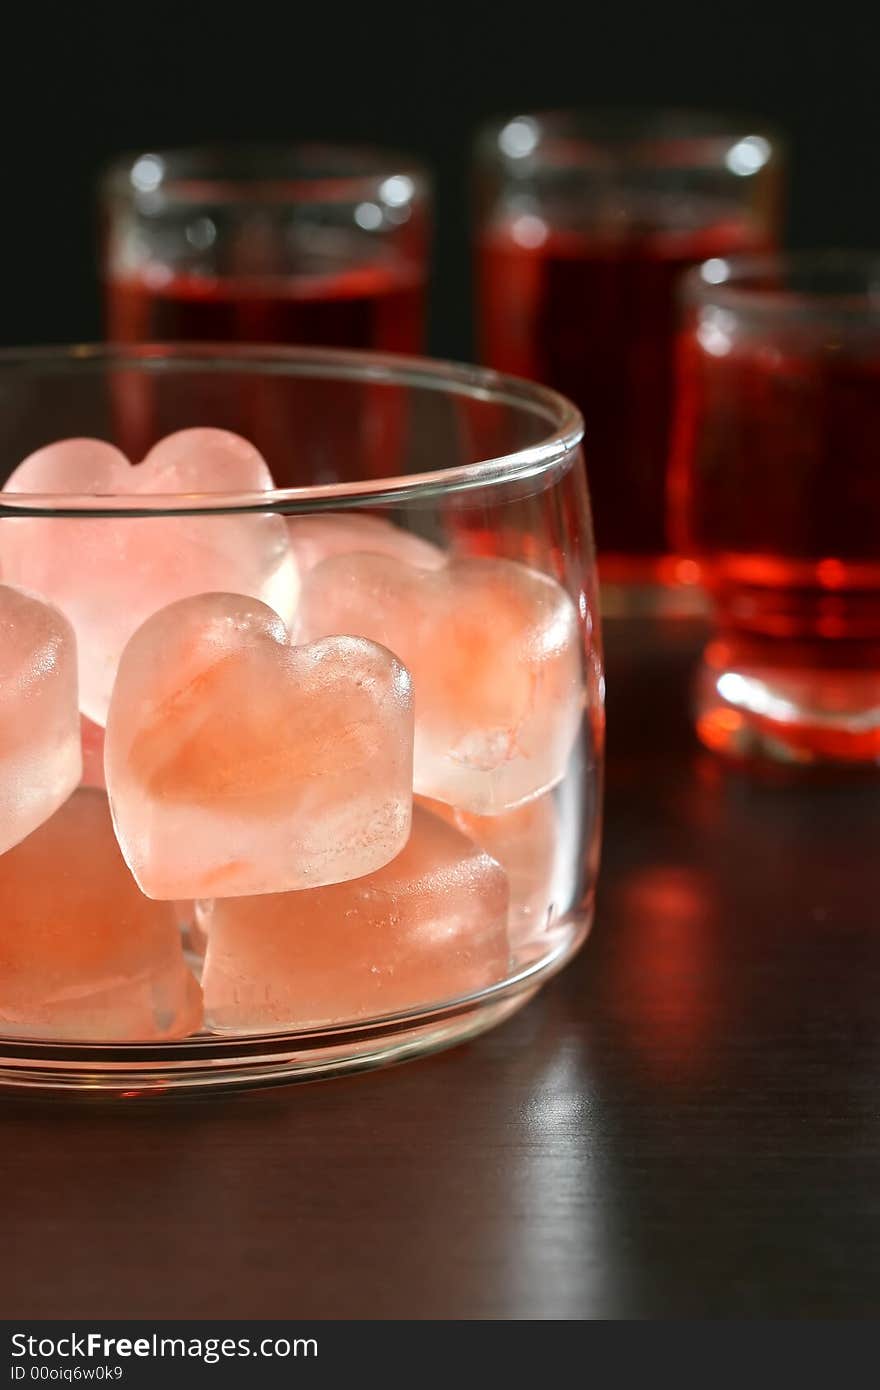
(474, 110), (785, 611)
(0, 346), (603, 1094)
(101, 145), (430, 355)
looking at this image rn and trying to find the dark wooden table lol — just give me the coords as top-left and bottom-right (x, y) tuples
(4, 620), (880, 1320)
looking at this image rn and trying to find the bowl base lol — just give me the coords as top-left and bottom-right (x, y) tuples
(0, 914), (590, 1097)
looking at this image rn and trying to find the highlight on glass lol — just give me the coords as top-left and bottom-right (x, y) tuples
(101, 144), (431, 354)
(474, 109), (784, 605)
(670, 251), (880, 764)
(0, 344), (603, 1093)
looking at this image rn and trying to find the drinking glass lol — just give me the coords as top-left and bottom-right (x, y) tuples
(101, 144), (430, 353)
(0, 344), (603, 1094)
(670, 251), (880, 763)
(475, 109), (784, 609)
(100, 146), (432, 469)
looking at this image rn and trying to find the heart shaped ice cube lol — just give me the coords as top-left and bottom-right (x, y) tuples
(199, 803), (510, 1032)
(0, 584), (81, 854)
(299, 553), (584, 813)
(105, 591), (414, 900)
(1, 429), (298, 725)
(286, 511), (445, 575)
(0, 789), (202, 1042)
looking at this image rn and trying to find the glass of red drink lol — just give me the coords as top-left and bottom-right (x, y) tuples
(100, 145), (431, 467)
(475, 110), (784, 610)
(101, 143), (430, 353)
(671, 251), (880, 763)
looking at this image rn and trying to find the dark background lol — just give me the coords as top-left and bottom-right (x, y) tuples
(3, 8), (880, 1321)
(3, 5), (878, 358)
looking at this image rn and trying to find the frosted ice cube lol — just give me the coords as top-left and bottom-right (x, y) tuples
(200, 804), (510, 1031)
(1, 429), (298, 724)
(287, 511), (444, 575)
(105, 592), (413, 899)
(417, 792), (559, 946)
(0, 789), (202, 1042)
(0, 584), (81, 854)
(299, 553), (584, 812)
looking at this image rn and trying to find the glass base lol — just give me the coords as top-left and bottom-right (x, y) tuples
(0, 914), (590, 1097)
(599, 554), (708, 620)
(696, 648), (880, 764)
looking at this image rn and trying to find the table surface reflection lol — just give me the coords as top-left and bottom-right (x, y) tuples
(4, 618), (879, 1320)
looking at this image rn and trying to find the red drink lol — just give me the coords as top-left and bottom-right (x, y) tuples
(106, 262), (425, 354)
(478, 217), (768, 579)
(672, 254), (880, 763)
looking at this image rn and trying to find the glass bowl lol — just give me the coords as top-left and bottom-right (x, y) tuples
(0, 344), (604, 1094)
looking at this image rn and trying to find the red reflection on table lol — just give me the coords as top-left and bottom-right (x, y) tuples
(609, 865), (719, 1082)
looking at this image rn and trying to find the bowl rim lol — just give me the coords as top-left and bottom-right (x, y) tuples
(0, 343), (584, 516)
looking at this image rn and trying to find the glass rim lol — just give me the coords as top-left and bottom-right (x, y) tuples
(100, 141), (431, 207)
(0, 343), (584, 516)
(681, 249), (880, 320)
(476, 106), (783, 172)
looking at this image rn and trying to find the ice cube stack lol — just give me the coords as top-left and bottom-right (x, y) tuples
(0, 430), (587, 1042)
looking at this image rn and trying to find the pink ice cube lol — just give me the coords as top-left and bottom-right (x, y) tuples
(200, 804), (510, 1032)
(299, 553), (584, 813)
(105, 592), (414, 900)
(0, 789), (202, 1042)
(0, 429), (298, 724)
(287, 511), (444, 575)
(0, 584), (81, 854)
(417, 792), (559, 946)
